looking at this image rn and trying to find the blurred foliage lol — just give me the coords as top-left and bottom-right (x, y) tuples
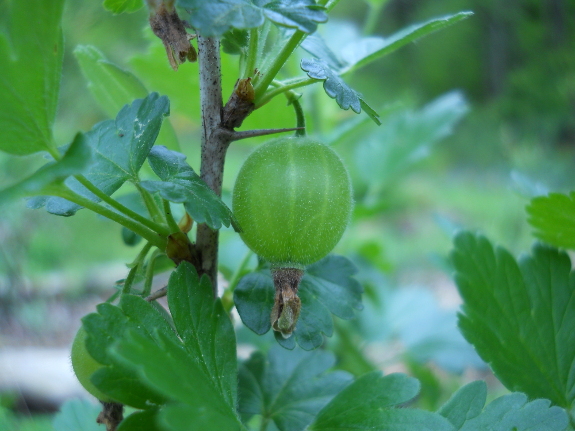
(0, 405), (53, 431)
(363, 0), (575, 172)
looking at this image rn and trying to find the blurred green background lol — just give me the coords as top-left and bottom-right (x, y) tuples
(1, 0), (574, 427)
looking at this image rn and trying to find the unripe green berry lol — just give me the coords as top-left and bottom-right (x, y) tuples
(71, 327), (111, 401)
(232, 136), (352, 268)
(232, 136), (353, 339)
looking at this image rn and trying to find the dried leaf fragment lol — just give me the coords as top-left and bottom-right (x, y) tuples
(149, 2), (196, 70)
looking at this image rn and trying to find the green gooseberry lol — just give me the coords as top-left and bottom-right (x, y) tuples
(71, 326), (112, 401)
(232, 136), (352, 338)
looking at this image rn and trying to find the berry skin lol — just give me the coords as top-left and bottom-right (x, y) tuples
(71, 327), (112, 401)
(232, 136), (352, 269)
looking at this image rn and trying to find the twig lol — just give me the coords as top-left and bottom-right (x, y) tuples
(195, 35), (226, 295)
(145, 285), (168, 302)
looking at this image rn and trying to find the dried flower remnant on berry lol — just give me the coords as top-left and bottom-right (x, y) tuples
(270, 268), (304, 338)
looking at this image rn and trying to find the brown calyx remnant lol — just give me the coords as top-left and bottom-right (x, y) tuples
(149, 2), (197, 71)
(222, 78), (256, 129)
(97, 402), (124, 431)
(271, 268), (304, 339)
(235, 77), (256, 102)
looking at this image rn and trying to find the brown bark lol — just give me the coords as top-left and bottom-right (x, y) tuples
(195, 36), (226, 295)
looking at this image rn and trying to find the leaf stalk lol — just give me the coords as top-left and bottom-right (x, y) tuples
(57, 188), (167, 249)
(122, 264), (140, 295)
(244, 28), (259, 78)
(136, 182), (166, 226)
(143, 249), (164, 297)
(74, 174), (171, 237)
(253, 29), (307, 100)
(255, 78), (318, 108)
(162, 199), (180, 233)
(286, 92), (306, 136)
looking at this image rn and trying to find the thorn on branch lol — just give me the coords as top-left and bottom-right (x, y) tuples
(229, 127), (305, 142)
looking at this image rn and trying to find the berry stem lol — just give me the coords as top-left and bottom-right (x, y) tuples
(286, 92), (306, 137)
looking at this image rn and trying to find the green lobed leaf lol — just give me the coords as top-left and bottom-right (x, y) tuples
(301, 32), (346, 71)
(159, 403), (241, 431)
(74, 45), (179, 151)
(82, 294), (178, 408)
(117, 409), (162, 431)
(31, 93), (170, 216)
(84, 289), (240, 425)
(259, 0), (327, 34)
(140, 146), (239, 230)
(86, 294), (178, 365)
(305, 255), (364, 319)
(129, 30), (201, 122)
(339, 12), (473, 76)
(452, 232), (575, 409)
(166, 262), (238, 413)
(438, 381), (487, 429)
(238, 346), (353, 431)
(438, 381), (569, 430)
(52, 399), (102, 431)
(459, 395), (568, 431)
(75, 45), (148, 117)
(234, 271), (276, 336)
(408, 361), (444, 411)
(0, 0), (64, 155)
(308, 371), (454, 430)
(179, 0), (326, 37)
(111, 329), (241, 428)
(527, 192), (575, 250)
(222, 29), (250, 55)
(0, 133), (92, 206)
(90, 366), (165, 409)
(355, 92), (468, 201)
(115, 191), (153, 217)
(275, 328), (297, 350)
(104, 263), (241, 428)
(179, 0), (264, 37)
(103, 0), (144, 14)
(300, 58), (381, 125)
(234, 255), (363, 350)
